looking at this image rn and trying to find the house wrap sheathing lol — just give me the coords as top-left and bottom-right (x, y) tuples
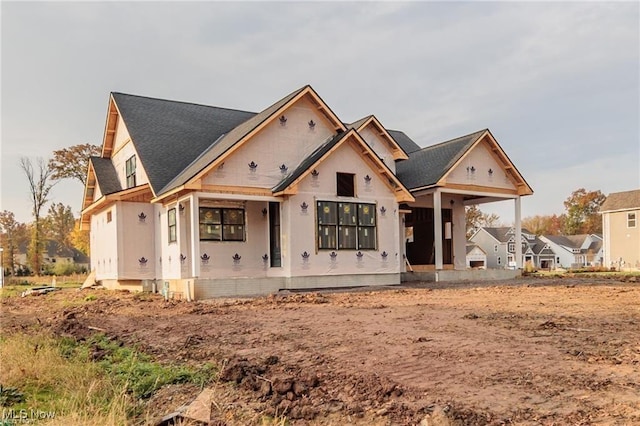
(82, 85), (532, 298)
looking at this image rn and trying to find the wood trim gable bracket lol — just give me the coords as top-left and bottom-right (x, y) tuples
(273, 129), (414, 203)
(186, 86), (349, 188)
(354, 116), (409, 161)
(438, 131), (533, 196)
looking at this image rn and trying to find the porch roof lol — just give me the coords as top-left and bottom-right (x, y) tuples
(395, 129), (486, 190)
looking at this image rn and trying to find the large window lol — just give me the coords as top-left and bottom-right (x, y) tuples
(199, 207), (245, 241)
(168, 208), (177, 243)
(125, 155), (136, 188)
(628, 212), (637, 228)
(317, 201), (376, 250)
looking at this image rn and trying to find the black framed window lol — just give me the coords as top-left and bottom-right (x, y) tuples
(336, 172), (355, 197)
(199, 207), (245, 241)
(125, 155), (136, 188)
(168, 208), (177, 243)
(317, 201), (337, 249)
(317, 201), (376, 250)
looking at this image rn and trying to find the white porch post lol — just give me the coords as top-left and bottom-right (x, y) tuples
(190, 194), (200, 277)
(515, 196), (523, 269)
(434, 189), (443, 270)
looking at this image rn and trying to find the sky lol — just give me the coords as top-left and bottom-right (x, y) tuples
(1, 1), (639, 226)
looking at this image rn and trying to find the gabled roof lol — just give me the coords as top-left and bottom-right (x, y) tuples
(90, 156), (121, 195)
(346, 116), (409, 160)
(543, 234), (585, 249)
(273, 129), (415, 203)
(466, 244), (486, 255)
(480, 227), (535, 243)
(388, 130), (422, 154)
(542, 234), (603, 254)
(111, 92), (257, 195)
(396, 129), (486, 190)
(395, 129), (533, 196)
(158, 85), (347, 197)
(600, 189), (640, 212)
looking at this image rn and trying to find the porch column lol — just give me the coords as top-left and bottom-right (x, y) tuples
(514, 196), (523, 269)
(434, 189), (443, 270)
(190, 194), (200, 277)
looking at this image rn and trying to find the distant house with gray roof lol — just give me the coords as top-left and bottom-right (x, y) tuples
(81, 85), (532, 298)
(600, 189), (640, 270)
(539, 234), (603, 268)
(470, 227), (555, 269)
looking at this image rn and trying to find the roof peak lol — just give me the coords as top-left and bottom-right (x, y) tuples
(418, 128), (488, 152)
(111, 91), (257, 115)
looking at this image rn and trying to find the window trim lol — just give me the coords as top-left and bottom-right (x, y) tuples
(628, 212), (637, 228)
(168, 208), (177, 243)
(199, 207), (245, 242)
(125, 155), (136, 188)
(336, 172), (355, 197)
(317, 200), (376, 250)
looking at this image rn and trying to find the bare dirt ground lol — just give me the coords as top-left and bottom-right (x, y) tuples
(2, 276), (639, 425)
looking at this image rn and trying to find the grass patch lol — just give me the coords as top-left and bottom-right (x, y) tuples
(0, 333), (216, 424)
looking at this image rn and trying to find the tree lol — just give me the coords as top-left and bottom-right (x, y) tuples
(43, 203), (76, 250)
(20, 157), (57, 274)
(48, 143), (101, 186)
(465, 205), (500, 238)
(521, 214), (565, 236)
(562, 188), (606, 235)
(0, 210), (28, 275)
(70, 219), (90, 255)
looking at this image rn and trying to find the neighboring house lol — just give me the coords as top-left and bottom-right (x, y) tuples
(470, 227), (555, 269)
(81, 85), (532, 298)
(466, 244), (487, 269)
(539, 234), (603, 269)
(600, 189), (640, 270)
(14, 240), (90, 273)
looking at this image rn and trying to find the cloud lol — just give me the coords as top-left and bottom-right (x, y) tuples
(1, 2), (638, 224)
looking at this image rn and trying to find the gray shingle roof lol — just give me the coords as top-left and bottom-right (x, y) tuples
(112, 92), (257, 195)
(395, 129), (486, 190)
(272, 131), (351, 193)
(388, 130), (421, 154)
(158, 86), (308, 195)
(90, 156), (121, 195)
(600, 189), (640, 212)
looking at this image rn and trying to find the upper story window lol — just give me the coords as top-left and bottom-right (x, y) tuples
(199, 207), (245, 241)
(508, 242), (515, 253)
(106, 210), (112, 223)
(317, 201), (376, 250)
(628, 212), (637, 228)
(125, 155), (136, 188)
(493, 244), (498, 252)
(336, 172), (355, 197)
(168, 208), (177, 243)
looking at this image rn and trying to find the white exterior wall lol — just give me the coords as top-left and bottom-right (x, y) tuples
(358, 127), (396, 173)
(111, 141), (150, 188)
(118, 202), (156, 279)
(203, 97), (334, 189)
(446, 143), (517, 191)
(287, 142), (401, 277)
(113, 114), (131, 152)
(90, 206), (119, 279)
(193, 200), (272, 279)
